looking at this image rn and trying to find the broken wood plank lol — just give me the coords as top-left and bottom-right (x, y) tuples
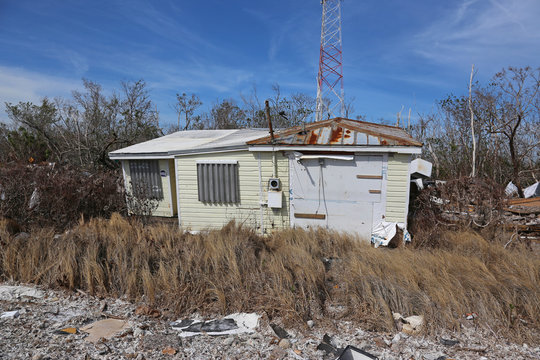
(356, 175), (383, 179)
(507, 197), (540, 206)
(294, 213), (326, 220)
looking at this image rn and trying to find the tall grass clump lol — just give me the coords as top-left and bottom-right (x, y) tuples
(0, 215), (538, 343)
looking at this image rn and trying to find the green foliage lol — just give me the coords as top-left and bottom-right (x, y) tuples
(6, 127), (50, 163)
(1, 79), (161, 169)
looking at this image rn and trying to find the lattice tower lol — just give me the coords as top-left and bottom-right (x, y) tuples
(316, 0), (344, 122)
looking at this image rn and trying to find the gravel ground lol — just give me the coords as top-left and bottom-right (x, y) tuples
(0, 283), (538, 359)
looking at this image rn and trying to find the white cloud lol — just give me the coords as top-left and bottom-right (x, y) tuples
(0, 65), (79, 122)
(411, 0), (540, 69)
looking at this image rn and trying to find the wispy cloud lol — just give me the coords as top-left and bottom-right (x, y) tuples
(116, 0), (225, 55)
(0, 65), (80, 122)
(411, 0), (540, 68)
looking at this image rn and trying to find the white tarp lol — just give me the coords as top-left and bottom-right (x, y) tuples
(524, 182), (539, 198)
(371, 222), (411, 248)
(505, 181), (539, 198)
(505, 181), (518, 196)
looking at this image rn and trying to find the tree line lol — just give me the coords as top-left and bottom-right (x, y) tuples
(412, 66), (539, 196)
(0, 66), (538, 195)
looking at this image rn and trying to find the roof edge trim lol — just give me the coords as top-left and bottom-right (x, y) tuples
(248, 145), (422, 154)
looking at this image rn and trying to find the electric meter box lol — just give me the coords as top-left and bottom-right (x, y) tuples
(267, 191), (283, 208)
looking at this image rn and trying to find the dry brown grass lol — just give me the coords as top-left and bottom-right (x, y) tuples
(1, 215), (538, 343)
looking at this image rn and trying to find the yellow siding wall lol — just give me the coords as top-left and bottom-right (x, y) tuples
(385, 153), (411, 223)
(122, 159), (175, 217)
(176, 151), (289, 233)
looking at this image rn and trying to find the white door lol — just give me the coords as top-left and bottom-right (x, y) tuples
(289, 155), (384, 240)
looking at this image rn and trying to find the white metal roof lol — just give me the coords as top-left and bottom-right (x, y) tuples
(109, 129), (271, 159)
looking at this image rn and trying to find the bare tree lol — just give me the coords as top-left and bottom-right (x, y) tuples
(476, 66), (539, 196)
(174, 93), (202, 130)
(5, 79), (160, 168)
(209, 99), (248, 129)
(344, 95), (356, 119)
(469, 64), (476, 177)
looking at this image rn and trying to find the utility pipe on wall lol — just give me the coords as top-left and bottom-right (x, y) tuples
(265, 99), (278, 178)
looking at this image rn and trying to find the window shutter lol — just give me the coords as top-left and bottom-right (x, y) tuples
(197, 162), (238, 203)
(129, 160), (164, 200)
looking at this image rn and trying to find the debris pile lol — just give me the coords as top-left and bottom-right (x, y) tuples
(411, 177), (540, 247)
(0, 283), (538, 359)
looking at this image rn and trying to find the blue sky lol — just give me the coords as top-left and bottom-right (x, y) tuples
(0, 0), (539, 126)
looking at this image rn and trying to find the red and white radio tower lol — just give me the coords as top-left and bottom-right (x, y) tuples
(316, 0), (344, 122)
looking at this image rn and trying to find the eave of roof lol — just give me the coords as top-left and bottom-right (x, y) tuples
(108, 129), (269, 159)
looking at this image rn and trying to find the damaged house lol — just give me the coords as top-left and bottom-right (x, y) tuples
(109, 118), (422, 241)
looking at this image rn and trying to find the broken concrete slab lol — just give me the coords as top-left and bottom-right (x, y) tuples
(80, 318), (130, 343)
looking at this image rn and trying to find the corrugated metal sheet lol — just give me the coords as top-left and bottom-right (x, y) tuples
(247, 118), (422, 147)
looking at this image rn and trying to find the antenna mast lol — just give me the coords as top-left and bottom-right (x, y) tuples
(316, 0), (344, 122)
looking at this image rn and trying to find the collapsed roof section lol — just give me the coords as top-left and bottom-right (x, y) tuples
(247, 118), (422, 147)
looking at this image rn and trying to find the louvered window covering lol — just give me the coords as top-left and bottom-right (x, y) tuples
(197, 161), (239, 203)
(129, 160), (164, 200)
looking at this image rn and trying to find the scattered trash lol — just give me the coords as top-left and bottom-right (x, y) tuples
(373, 337), (388, 348)
(423, 353), (448, 360)
(161, 346), (176, 355)
(465, 312), (478, 320)
(505, 181), (518, 196)
(440, 338), (459, 346)
(80, 318), (130, 343)
(270, 323), (290, 339)
(135, 304), (161, 318)
(307, 320), (314, 328)
(55, 327), (77, 335)
(317, 334), (342, 357)
(0, 286), (44, 301)
(278, 338), (291, 349)
(222, 336), (234, 346)
(371, 222), (411, 248)
(29, 188), (40, 209)
(393, 313), (424, 334)
(337, 345), (379, 360)
(171, 313), (260, 337)
(0, 310), (20, 319)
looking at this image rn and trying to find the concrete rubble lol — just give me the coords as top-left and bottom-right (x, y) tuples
(0, 283), (539, 359)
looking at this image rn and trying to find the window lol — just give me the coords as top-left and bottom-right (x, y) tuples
(197, 161), (239, 203)
(129, 160), (164, 200)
